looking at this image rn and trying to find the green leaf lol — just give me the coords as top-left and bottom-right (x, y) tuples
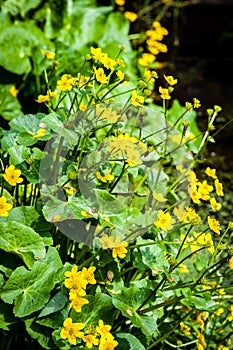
(42, 113), (79, 147)
(0, 84), (23, 121)
(0, 206), (39, 227)
(0, 221), (45, 268)
(38, 292), (68, 318)
(71, 292), (113, 326)
(9, 113), (46, 133)
(138, 238), (170, 274)
(0, 247), (63, 317)
(116, 332), (146, 350)
(112, 286), (157, 336)
(7, 144), (30, 164)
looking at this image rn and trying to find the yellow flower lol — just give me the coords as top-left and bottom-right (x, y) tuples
(210, 197), (221, 211)
(197, 331), (206, 347)
(191, 232), (214, 254)
(182, 208), (202, 226)
(82, 334), (99, 348)
(9, 85), (19, 97)
(99, 338), (118, 350)
(40, 49), (55, 59)
(111, 236), (128, 259)
(215, 179), (224, 196)
(100, 54), (116, 70)
(47, 89), (58, 98)
(197, 344), (204, 350)
(215, 308), (224, 316)
(94, 67), (109, 84)
(35, 94), (50, 103)
(164, 74), (178, 86)
(152, 192), (167, 202)
(138, 53), (156, 67)
(60, 318), (85, 345)
(124, 11), (138, 22)
(69, 295), (89, 312)
(179, 264), (189, 273)
(197, 180), (213, 201)
(131, 90), (144, 106)
(205, 167), (217, 179)
(193, 98), (201, 108)
(180, 321), (191, 335)
(0, 196), (13, 216)
(154, 210), (176, 231)
(100, 235), (115, 249)
(64, 185), (76, 195)
(115, 0), (125, 5)
(159, 86), (171, 100)
(96, 320), (112, 337)
(229, 256), (233, 270)
(208, 216), (221, 235)
(80, 266), (96, 286)
(57, 74), (73, 91)
(33, 128), (46, 138)
(96, 169), (114, 183)
(90, 47), (104, 61)
(4, 165), (23, 186)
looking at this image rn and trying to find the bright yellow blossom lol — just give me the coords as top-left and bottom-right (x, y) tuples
(111, 236), (128, 259)
(215, 178), (224, 196)
(115, 0), (125, 5)
(164, 74), (178, 86)
(182, 207), (202, 226)
(40, 49), (55, 59)
(0, 196), (13, 216)
(154, 210), (176, 231)
(205, 167), (217, 179)
(9, 85), (19, 97)
(36, 94), (50, 103)
(4, 165), (23, 186)
(82, 334), (99, 348)
(69, 295), (89, 312)
(60, 318), (85, 345)
(57, 74), (73, 91)
(208, 216), (221, 235)
(94, 67), (109, 84)
(33, 128), (46, 138)
(159, 86), (171, 99)
(99, 338), (118, 350)
(96, 169), (114, 183)
(131, 90), (144, 106)
(124, 11), (138, 22)
(229, 256), (233, 270)
(210, 197), (222, 211)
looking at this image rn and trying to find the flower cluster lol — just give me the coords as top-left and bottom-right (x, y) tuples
(64, 266), (96, 313)
(138, 21), (168, 67)
(60, 318), (118, 349)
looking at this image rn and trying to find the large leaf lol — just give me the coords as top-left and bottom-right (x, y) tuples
(112, 286), (157, 336)
(0, 247), (63, 317)
(0, 221), (45, 268)
(0, 84), (23, 120)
